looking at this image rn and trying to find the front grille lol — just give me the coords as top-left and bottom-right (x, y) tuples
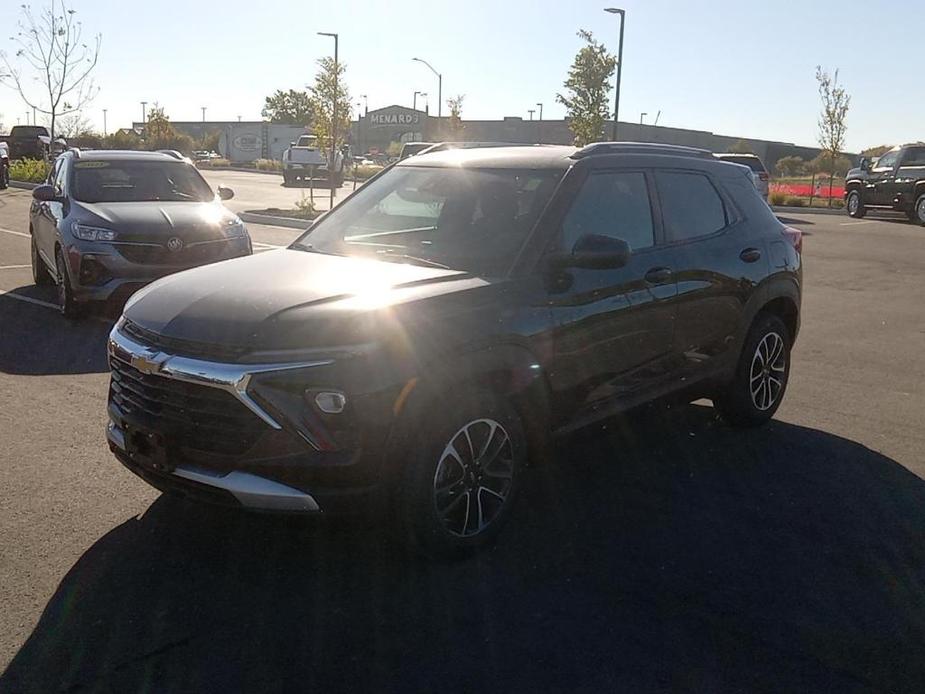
(121, 320), (249, 362)
(115, 240), (229, 266)
(109, 355), (267, 456)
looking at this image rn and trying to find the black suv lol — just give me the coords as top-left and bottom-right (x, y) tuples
(845, 143), (925, 224)
(30, 149), (252, 317)
(106, 143), (802, 555)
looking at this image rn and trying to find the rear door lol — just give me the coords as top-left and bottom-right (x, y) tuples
(546, 168), (678, 413)
(887, 146), (925, 210)
(655, 167), (766, 381)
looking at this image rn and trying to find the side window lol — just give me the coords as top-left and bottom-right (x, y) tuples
(562, 171), (654, 251)
(53, 159), (68, 195)
(655, 171), (727, 242)
(875, 151), (899, 170)
(901, 148), (925, 167)
(47, 159), (60, 186)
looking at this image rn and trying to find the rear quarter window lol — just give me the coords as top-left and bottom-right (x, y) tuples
(720, 156), (766, 173)
(655, 171), (728, 242)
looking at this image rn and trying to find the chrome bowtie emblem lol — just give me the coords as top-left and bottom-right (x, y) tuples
(166, 237), (184, 251)
(130, 351), (168, 375)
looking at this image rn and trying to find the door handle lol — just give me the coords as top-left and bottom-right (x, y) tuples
(739, 248), (762, 263)
(644, 267), (672, 284)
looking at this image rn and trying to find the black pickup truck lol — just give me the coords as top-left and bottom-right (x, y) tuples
(0, 125), (50, 160)
(845, 144), (925, 224)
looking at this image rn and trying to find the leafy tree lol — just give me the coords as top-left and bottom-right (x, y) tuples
(815, 65), (850, 204)
(774, 155), (805, 177)
(443, 94), (465, 139)
(262, 89), (314, 125)
(728, 139), (754, 154)
(142, 106), (194, 154)
(860, 144), (892, 159)
(0, 1), (101, 141)
(806, 151), (853, 177)
(556, 30), (617, 146)
(308, 57), (351, 153)
(103, 128), (143, 150)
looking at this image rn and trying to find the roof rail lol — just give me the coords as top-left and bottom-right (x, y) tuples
(571, 142), (714, 160)
(68, 147), (81, 158)
(157, 149), (184, 160)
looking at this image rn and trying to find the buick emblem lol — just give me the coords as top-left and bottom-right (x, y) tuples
(166, 237), (184, 252)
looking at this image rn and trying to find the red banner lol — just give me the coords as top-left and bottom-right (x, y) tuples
(771, 182), (844, 199)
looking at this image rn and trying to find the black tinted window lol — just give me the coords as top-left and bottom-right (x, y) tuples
(562, 172), (654, 251)
(71, 161), (214, 203)
(875, 151), (899, 169)
(902, 148), (925, 166)
(656, 171), (727, 242)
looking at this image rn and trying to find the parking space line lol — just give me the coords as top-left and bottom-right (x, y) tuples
(0, 265), (31, 270)
(0, 227), (30, 238)
(0, 288), (58, 310)
(840, 221), (875, 226)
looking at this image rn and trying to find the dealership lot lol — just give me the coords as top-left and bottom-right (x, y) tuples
(1, 180), (925, 692)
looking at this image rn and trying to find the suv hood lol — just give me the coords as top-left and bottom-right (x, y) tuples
(123, 249), (491, 353)
(77, 201), (236, 242)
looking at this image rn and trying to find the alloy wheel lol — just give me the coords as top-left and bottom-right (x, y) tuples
(848, 193), (860, 215)
(432, 418), (514, 538)
(749, 332), (786, 411)
(917, 197), (925, 223)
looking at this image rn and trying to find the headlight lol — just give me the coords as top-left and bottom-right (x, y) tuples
(224, 217), (248, 238)
(72, 223), (117, 242)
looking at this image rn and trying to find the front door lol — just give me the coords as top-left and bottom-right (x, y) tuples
(32, 158), (66, 268)
(546, 169), (677, 415)
(868, 149), (900, 206)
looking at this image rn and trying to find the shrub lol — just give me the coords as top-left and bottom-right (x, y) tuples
(293, 193), (318, 219)
(784, 196), (806, 207)
(9, 158), (50, 183)
(255, 158), (282, 172)
(769, 191), (787, 206)
(353, 164), (384, 181)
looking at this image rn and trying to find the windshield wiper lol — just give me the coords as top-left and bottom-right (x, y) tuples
(290, 242), (344, 256)
(377, 251), (450, 270)
(344, 226), (438, 242)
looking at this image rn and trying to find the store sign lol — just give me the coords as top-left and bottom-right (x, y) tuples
(233, 134), (260, 152)
(369, 112), (420, 127)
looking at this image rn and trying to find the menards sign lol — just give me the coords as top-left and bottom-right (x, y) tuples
(368, 112), (421, 127)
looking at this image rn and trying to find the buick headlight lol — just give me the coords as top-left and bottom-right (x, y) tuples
(73, 223), (117, 242)
(224, 217), (248, 238)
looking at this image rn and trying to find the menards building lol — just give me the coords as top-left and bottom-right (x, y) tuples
(351, 104), (839, 172)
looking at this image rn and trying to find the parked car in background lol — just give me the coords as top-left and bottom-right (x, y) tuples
(0, 141), (9, 189)
(29, 149), (252, 318)
(282, 135), (345, 186)
(0, 125), (51, 160)
(105, 142), (801, 556)
(845, 144), (925, 225)
(715, 153), (769, 201)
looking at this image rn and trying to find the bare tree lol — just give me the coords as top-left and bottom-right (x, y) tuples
(0, 1), (102, 142)
(815, 65), (850, 206)
(56, 111), (92, 137)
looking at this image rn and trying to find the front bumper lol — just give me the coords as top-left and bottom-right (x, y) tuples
(63, 236), (252, 303)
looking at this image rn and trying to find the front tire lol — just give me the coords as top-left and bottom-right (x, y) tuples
(399, 389), (525, 558)
(31, 234), (54, 286)
(0, 165), (9, 189)
(55, 247), (83, 319)
(846, 190), (866, 218)
(714, 313), (791, 428)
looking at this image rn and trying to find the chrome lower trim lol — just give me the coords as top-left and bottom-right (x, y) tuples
(173, 467), (321, 511)
(108, 325), (332, 432)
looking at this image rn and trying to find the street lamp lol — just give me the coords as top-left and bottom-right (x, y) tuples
(639, 112), (647, 124)
(318, 31), (339, 207)
(103, 109), (108, 136)
(536, 103), (543, 121)
(201, 106), (207, 146)
(412, 57), (442, 119)
(604, 7), (625, 141)
(527, 109), (535, 121)
(359, 93), (368, 116)
(140, 101), (147, 126)
(413, 90), (424, 112)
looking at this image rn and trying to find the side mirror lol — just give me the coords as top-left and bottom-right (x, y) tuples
(217, 186), (234, 201)
(859, 157), (870, 172)
(550, 234), (631, 270)
(290, 141), (296, 147)
(32, 184), (58, 202)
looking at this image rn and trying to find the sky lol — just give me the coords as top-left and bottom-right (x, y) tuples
(1, 0), (923, 151)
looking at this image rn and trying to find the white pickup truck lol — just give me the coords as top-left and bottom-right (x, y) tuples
(281, 135), (345, 186)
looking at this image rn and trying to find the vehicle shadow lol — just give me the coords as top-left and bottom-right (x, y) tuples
(0, 288), (115, 375)
(3, 404), (924, 693)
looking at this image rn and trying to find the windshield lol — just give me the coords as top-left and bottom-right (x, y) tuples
(72, 160), (215, 203)
(293, 165), (563, 275)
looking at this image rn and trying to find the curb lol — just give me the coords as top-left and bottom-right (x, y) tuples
(9, 180), (39, 190)
(239, 212), (313, 230)
(771, 205), (845, 216)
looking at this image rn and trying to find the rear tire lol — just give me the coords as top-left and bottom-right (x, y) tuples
(846, 190), (866, 218)
(713, 313), (791, 428)
(398, 388), (525, 558)
(282, 171), (294, 186)
(913, 194), (925, 227)
(0, 164), (9, 189)
(55, 247), (83, 319)
(31, 234), (54, 286)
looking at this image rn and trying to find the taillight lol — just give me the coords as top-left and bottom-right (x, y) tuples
(782, 226), (802, 254)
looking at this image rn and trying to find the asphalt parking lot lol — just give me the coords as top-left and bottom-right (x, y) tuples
(1, 183), (924, 692)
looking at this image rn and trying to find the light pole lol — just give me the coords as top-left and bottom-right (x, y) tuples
(413, 90), (424, 112)
(527, 109), (535, 121)
(318, 31), (339, 207)
(605, 7), (625, 141)
(201, 106), (207, 146)
(359, 93), (368, 116)
(140, 101), (148, 128)
(639, 112), (647, 124)
(412, 57), (442, 119)
(536, 103), (543, 121)
(103, 109), (108, 136)
(536, 102), (544, 143)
